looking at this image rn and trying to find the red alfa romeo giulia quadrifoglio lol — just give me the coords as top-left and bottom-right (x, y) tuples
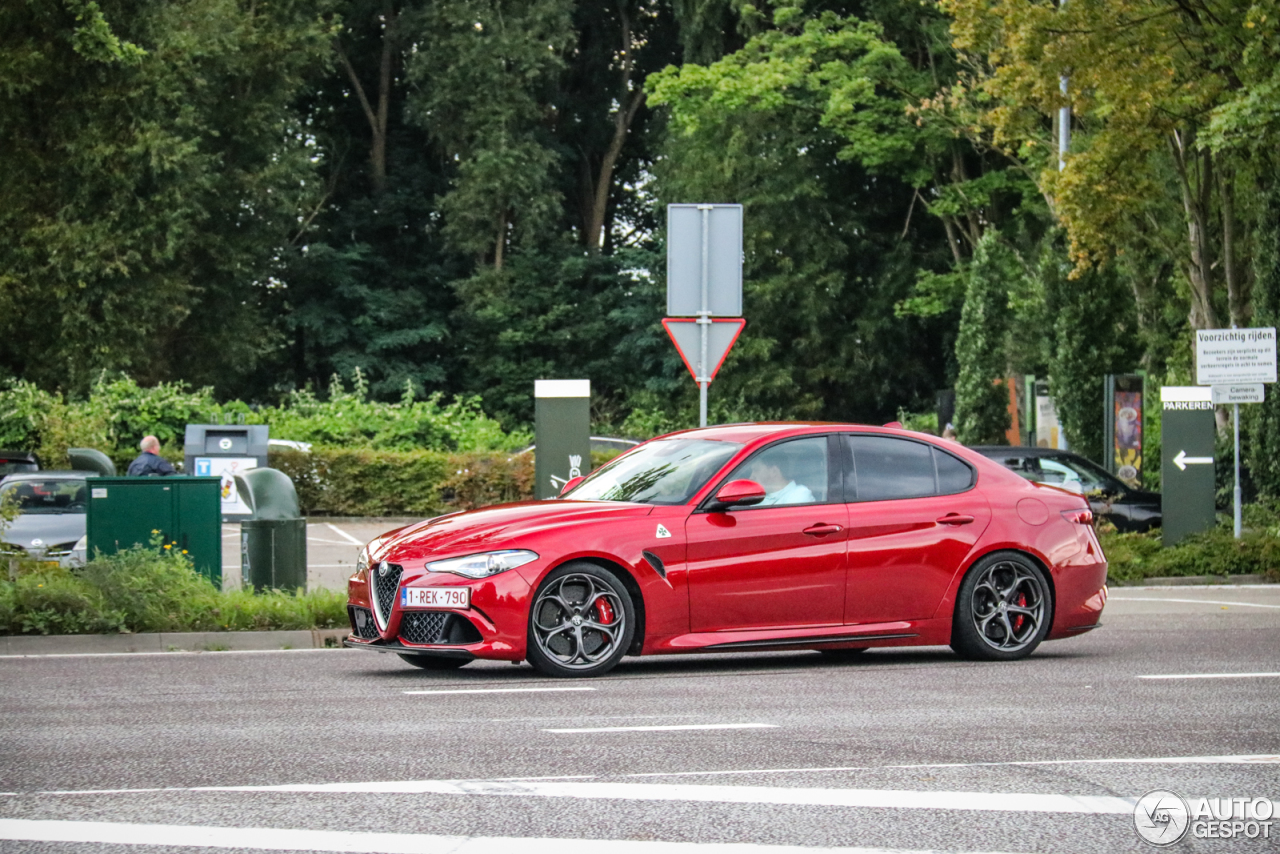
(345, 423), (1107, 677)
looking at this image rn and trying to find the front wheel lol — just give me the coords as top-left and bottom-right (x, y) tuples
(950, 552), (1052, 661)
(397, 653), (470, 670)
(527, 562), (635, 678)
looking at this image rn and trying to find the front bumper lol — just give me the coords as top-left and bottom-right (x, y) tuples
(347, 564), (533, 661)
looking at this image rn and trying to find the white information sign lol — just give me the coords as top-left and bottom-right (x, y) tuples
(1195, 328), (1277, 385)
(1211, 384), (1265, 405)
(194, 456), (258, 515)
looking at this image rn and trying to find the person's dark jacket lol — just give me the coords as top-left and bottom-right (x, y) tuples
(127, 452), (177, 477)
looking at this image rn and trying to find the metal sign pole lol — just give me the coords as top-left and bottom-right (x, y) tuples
(1234, 401), (1242, 539)
(698, 205), (711, 427)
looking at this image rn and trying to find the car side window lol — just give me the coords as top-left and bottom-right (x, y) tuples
(935, 448), (975, 494)
(847, 435), (936, 501)
(726, 437), (829, 506)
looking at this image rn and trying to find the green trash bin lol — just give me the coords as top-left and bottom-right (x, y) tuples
(234, 468), (307, 592)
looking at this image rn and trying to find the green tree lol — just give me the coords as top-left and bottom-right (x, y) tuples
(0, 0), (335, 396)
(953, 231), (1015, 444)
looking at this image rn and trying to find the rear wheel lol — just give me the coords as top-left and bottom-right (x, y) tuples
(527, 562), (635, 678)
(951, 552), (1052, 661)
(397, 653), (470, 670)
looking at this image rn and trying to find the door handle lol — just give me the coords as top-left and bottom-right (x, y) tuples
(803, 523), (843, 536)
(936, 514), (975, 525)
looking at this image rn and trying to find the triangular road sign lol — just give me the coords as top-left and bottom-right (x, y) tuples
(662, 318), (745, 385)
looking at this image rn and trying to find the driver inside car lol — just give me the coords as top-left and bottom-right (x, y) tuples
(744, 458), (815, 506)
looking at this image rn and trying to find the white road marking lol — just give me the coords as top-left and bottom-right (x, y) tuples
(325, 523), (364, 546)
(0, 648), (357, 660)
(0, 819), (987, 854)
(186, 780), (1135, 814)
(405, 687), (596, 696)
(1108, 596), (1280, 609)
(307, 537), (363, 546)
(1138, 672), (1280, 680)
(624, 754), (1280, 778)
(544, 723), (778, 734)
(1125, 583), (1277, 589)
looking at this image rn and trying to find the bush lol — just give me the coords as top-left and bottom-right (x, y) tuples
(0, 543), (347, 636)
(1101, 516), (1280, 583)
(269, 448), (534, 516)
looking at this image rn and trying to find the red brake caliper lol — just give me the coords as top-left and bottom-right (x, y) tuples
(1012, 593), (1026, 633)
(595, 597), (615, 625)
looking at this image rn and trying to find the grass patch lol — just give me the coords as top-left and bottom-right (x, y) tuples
(0, 539), (347, 636)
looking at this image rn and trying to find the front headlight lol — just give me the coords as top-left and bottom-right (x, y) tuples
(427, 549), (538, 579)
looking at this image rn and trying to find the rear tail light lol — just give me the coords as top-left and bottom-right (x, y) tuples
(1061, 508), (1093, 525)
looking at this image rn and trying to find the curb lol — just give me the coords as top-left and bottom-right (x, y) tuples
(0, 628), (350, 657)
(1111, 573), (1275, 587)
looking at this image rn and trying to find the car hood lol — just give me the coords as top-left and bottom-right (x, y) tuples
(371, 500), (656, 564)
(2, 512), (85, 550)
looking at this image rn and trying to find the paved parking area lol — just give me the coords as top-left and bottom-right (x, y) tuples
(219, 519), (414, 591)
(1, 587), (1277, 853)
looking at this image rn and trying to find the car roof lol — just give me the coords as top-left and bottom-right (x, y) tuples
(656, 422), (965, 447)
(968, 446), (1085, 459)
(0, 471), (94, 482)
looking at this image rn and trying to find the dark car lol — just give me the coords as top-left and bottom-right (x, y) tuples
(969, 446), (1160, 532)
(0, 450), (40, 476)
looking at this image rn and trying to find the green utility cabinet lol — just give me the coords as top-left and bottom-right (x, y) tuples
(86, 477), (222, 585)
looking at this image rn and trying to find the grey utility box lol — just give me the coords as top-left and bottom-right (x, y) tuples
(534, 380), (592, 499)
(234, 467), (307, 592)
(184, 424), (269, 519)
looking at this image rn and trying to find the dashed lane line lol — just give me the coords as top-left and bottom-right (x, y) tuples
(405, 687), (596, 696)
(544, 723), (778, 733)
(1137, 672), (1280, 680)
(0, 819), (1014, 854)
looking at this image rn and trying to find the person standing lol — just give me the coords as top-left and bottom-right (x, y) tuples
(127, 436), (177, 476)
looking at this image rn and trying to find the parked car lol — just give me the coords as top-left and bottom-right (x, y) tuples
(347, 423), (1107, 676)
(0, 472), (93, 567)
(0, 450), (40, 476)
(969, 446), (1160, 533)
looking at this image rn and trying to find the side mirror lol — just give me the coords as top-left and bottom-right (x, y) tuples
(559, 475), (585, 497)
(708, 479), (766, 511)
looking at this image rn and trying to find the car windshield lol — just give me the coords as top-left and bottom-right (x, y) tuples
(564, 438), (742, 505)
(0, 480), (88, 514)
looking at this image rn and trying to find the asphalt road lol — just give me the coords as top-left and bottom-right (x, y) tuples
(1, 588), (1278, 853)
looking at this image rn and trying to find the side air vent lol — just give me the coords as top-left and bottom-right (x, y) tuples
(642, 550), (666, 578)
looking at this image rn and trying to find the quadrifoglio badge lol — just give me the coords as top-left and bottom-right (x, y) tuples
(1134, 790), (1275, 845)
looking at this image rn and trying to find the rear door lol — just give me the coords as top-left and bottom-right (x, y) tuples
(842, 435), (990, 624)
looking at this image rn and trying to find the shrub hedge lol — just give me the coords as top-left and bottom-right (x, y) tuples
(0, 543), (348, 636)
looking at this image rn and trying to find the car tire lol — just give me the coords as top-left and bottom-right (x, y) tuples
(397, 653), (470, 670)
(950, 551), (1052, 662)
(527, 561), (636, 678)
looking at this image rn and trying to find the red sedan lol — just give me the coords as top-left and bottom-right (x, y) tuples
(345, 423), (1107, 677)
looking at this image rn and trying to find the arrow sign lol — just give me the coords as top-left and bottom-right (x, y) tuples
(662, 318), (745, 384)
(1173, 450), (1213, 471)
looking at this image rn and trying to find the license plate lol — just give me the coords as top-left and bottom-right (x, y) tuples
(400, 587), (470, 609)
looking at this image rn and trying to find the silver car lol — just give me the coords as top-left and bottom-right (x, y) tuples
(0, 472), (93, 567)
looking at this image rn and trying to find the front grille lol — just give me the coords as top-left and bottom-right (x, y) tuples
(349, 606), (379, 640)
(400, 611), (450, 644)
(372, 562), (403, 627)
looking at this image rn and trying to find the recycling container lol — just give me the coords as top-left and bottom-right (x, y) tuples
(234, 467), (307, 592)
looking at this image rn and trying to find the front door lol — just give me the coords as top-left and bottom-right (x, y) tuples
(842, 434), (991, 624)
(686, 436), (848, 632)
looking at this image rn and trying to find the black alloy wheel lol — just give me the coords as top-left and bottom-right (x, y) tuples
(527, 562), (635, 678)
(397, 653), (470, 670)
(950, 552), (1052, 661)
